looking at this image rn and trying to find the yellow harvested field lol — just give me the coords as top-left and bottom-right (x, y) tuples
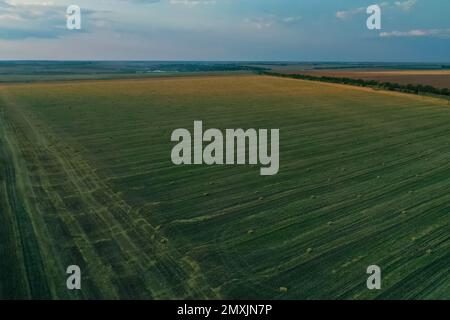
(277, 69), (450, 89)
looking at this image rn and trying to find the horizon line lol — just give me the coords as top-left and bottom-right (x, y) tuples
(1, 60), (450, 64)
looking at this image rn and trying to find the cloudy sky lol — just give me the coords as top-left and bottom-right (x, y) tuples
(0, 0), (449, 61)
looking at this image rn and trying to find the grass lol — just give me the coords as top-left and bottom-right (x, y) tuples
(0, 71), (250, 84)
(0, 75), (449, 299)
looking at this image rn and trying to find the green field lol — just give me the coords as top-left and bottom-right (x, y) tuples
(0, 75), (449, 299)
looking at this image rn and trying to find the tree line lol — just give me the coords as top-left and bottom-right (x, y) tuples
(258, 71), (450, 97)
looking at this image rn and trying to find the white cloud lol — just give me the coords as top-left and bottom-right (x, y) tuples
(245, 17), (273, 29)
(336, 7), (365, 20)
(394, 0), (417, 11)
(0, 1), (109, 39)
(170, 0), (216, 6)
(0, 12), (22, 20)
(5, 0), (55, 6)
(336, 2), (391, 20)
(380, 28), (450, 37)
(245, 15), (302, 30)
(282, 16), (302, 23)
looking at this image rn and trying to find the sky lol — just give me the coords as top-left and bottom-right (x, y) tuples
(0, 0), (449, 61)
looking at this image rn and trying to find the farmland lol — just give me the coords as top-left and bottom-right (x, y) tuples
(286, 70), (450, 90)
(0, 75), (449, 299)
(0, 61), (264, 83)
(266, 64), (450, 90)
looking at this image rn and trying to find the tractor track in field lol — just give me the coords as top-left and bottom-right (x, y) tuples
(0, 106), (51, 299)
(0, 88), (218, 299)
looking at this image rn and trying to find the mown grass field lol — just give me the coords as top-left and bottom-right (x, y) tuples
(0, 75), (449, 299)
